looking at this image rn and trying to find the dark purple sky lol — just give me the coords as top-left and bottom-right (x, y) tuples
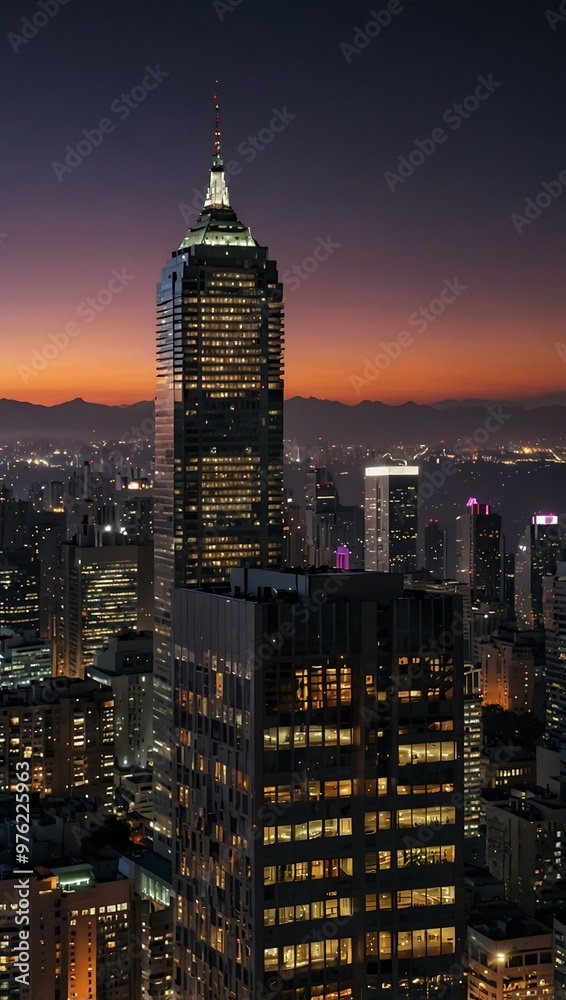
(1, 0), (565, 404)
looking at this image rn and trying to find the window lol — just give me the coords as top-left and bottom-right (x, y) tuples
(398, 742), (457, 766)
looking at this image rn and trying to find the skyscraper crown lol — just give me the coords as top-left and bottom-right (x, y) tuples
(179, 83), (257, 250)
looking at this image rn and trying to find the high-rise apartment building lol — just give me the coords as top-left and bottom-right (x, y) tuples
(456, 499), (502, 602)
(56, 521), (153, 678)
(0, 677), (114, 808)
(464, 664), (482, 840)
(515, 514), (564, 628)
(364, 465), (418, 573)
(0, 863), (141, 1000)
(153, 128), (284, 854)
(88, 629), (153, 770)
(172, 568), (465, 1000)
(480, 626), (536, 714)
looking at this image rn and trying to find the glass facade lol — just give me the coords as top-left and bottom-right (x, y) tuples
(153, 157), (284, 854)
(172, 571), (465, 999)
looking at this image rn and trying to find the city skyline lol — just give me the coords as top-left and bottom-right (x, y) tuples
(1, 0), (565, 407)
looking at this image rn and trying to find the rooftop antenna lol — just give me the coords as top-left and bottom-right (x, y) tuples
(214, 80), (221, 161)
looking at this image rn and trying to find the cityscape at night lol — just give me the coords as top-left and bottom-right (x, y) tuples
(1, 1), (566, 997)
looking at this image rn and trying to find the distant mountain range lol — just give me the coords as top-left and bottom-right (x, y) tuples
(0, 398), (153, 442)
(284, 397), (566, 448)
(0, 395), (565, 446)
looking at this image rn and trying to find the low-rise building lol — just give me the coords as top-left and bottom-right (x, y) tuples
(467, 901), (553, 1000)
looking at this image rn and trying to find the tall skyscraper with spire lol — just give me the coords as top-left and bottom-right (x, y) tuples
(153, 89), (285, 854)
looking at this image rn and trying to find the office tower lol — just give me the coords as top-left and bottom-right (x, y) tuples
(467, 903), (553, 1000)
(515, 514), (564, 628)
(0, 864), (141, 1000)
(545, 563), (566, 790)
(305, 467), (339, 565)
(480, 746), (536, 794)
(0, 549), (39, 631)
(0, 628), (51, 687)
(119, 851), (175, 1000)
(115, 473), (153, 542)
(88, 630), (153, 770)
(485, 787), (566, 916)
(424, 519), (447, 581)
(364, 465), (419, 573)
(464, 664), (482, 839)
(173, 568), (465, 1000)
(480, 626), (536, 713)
(333, 505), (364, 570)
(36, 509), (66, 643)
(0, 677), (114, 808)
(503, 550), (515, 611)
(456, 498), (502, 601)
(56, 521), (153, 678)
(283, 500), (306, 568)
(305, 469), (364, 569)
(153, 123), (284, 854)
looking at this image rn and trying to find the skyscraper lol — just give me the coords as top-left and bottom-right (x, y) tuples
(515, 514), (564, 628)
(456, 498), (502, 602)
(364, 465), (418, 573)
(153, 104), (285, 854)
(424, 519), (447, 581)
(56, 521), (153, 679)
(173, 568), (465, 1000)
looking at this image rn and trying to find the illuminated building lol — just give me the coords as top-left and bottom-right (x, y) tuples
(480, 627), (536, 714)
(364, 465), (419, 574)
(515, 514), (564, 628)
(0, 864), (141, 1000)
(463, 664), (482, 839)
(0, 629), (51, 687)
(0, 549), (39, 632)
(481, 746), (536, 794)
(116, 474), (153, 543)
(57, 521), (153, 678)
(88, 629), (153, 770)
(467, 903), (553, 1000)
(172, 568), (465, 1000)
(153, 109), (284, 855)
(456, 499), (502, 602)
(0, 677), (114, 809)
(545, 564), (566, 791)
(424, 519), (447, 581)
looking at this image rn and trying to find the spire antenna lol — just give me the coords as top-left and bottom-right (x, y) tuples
(213, 80), (221, 161)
